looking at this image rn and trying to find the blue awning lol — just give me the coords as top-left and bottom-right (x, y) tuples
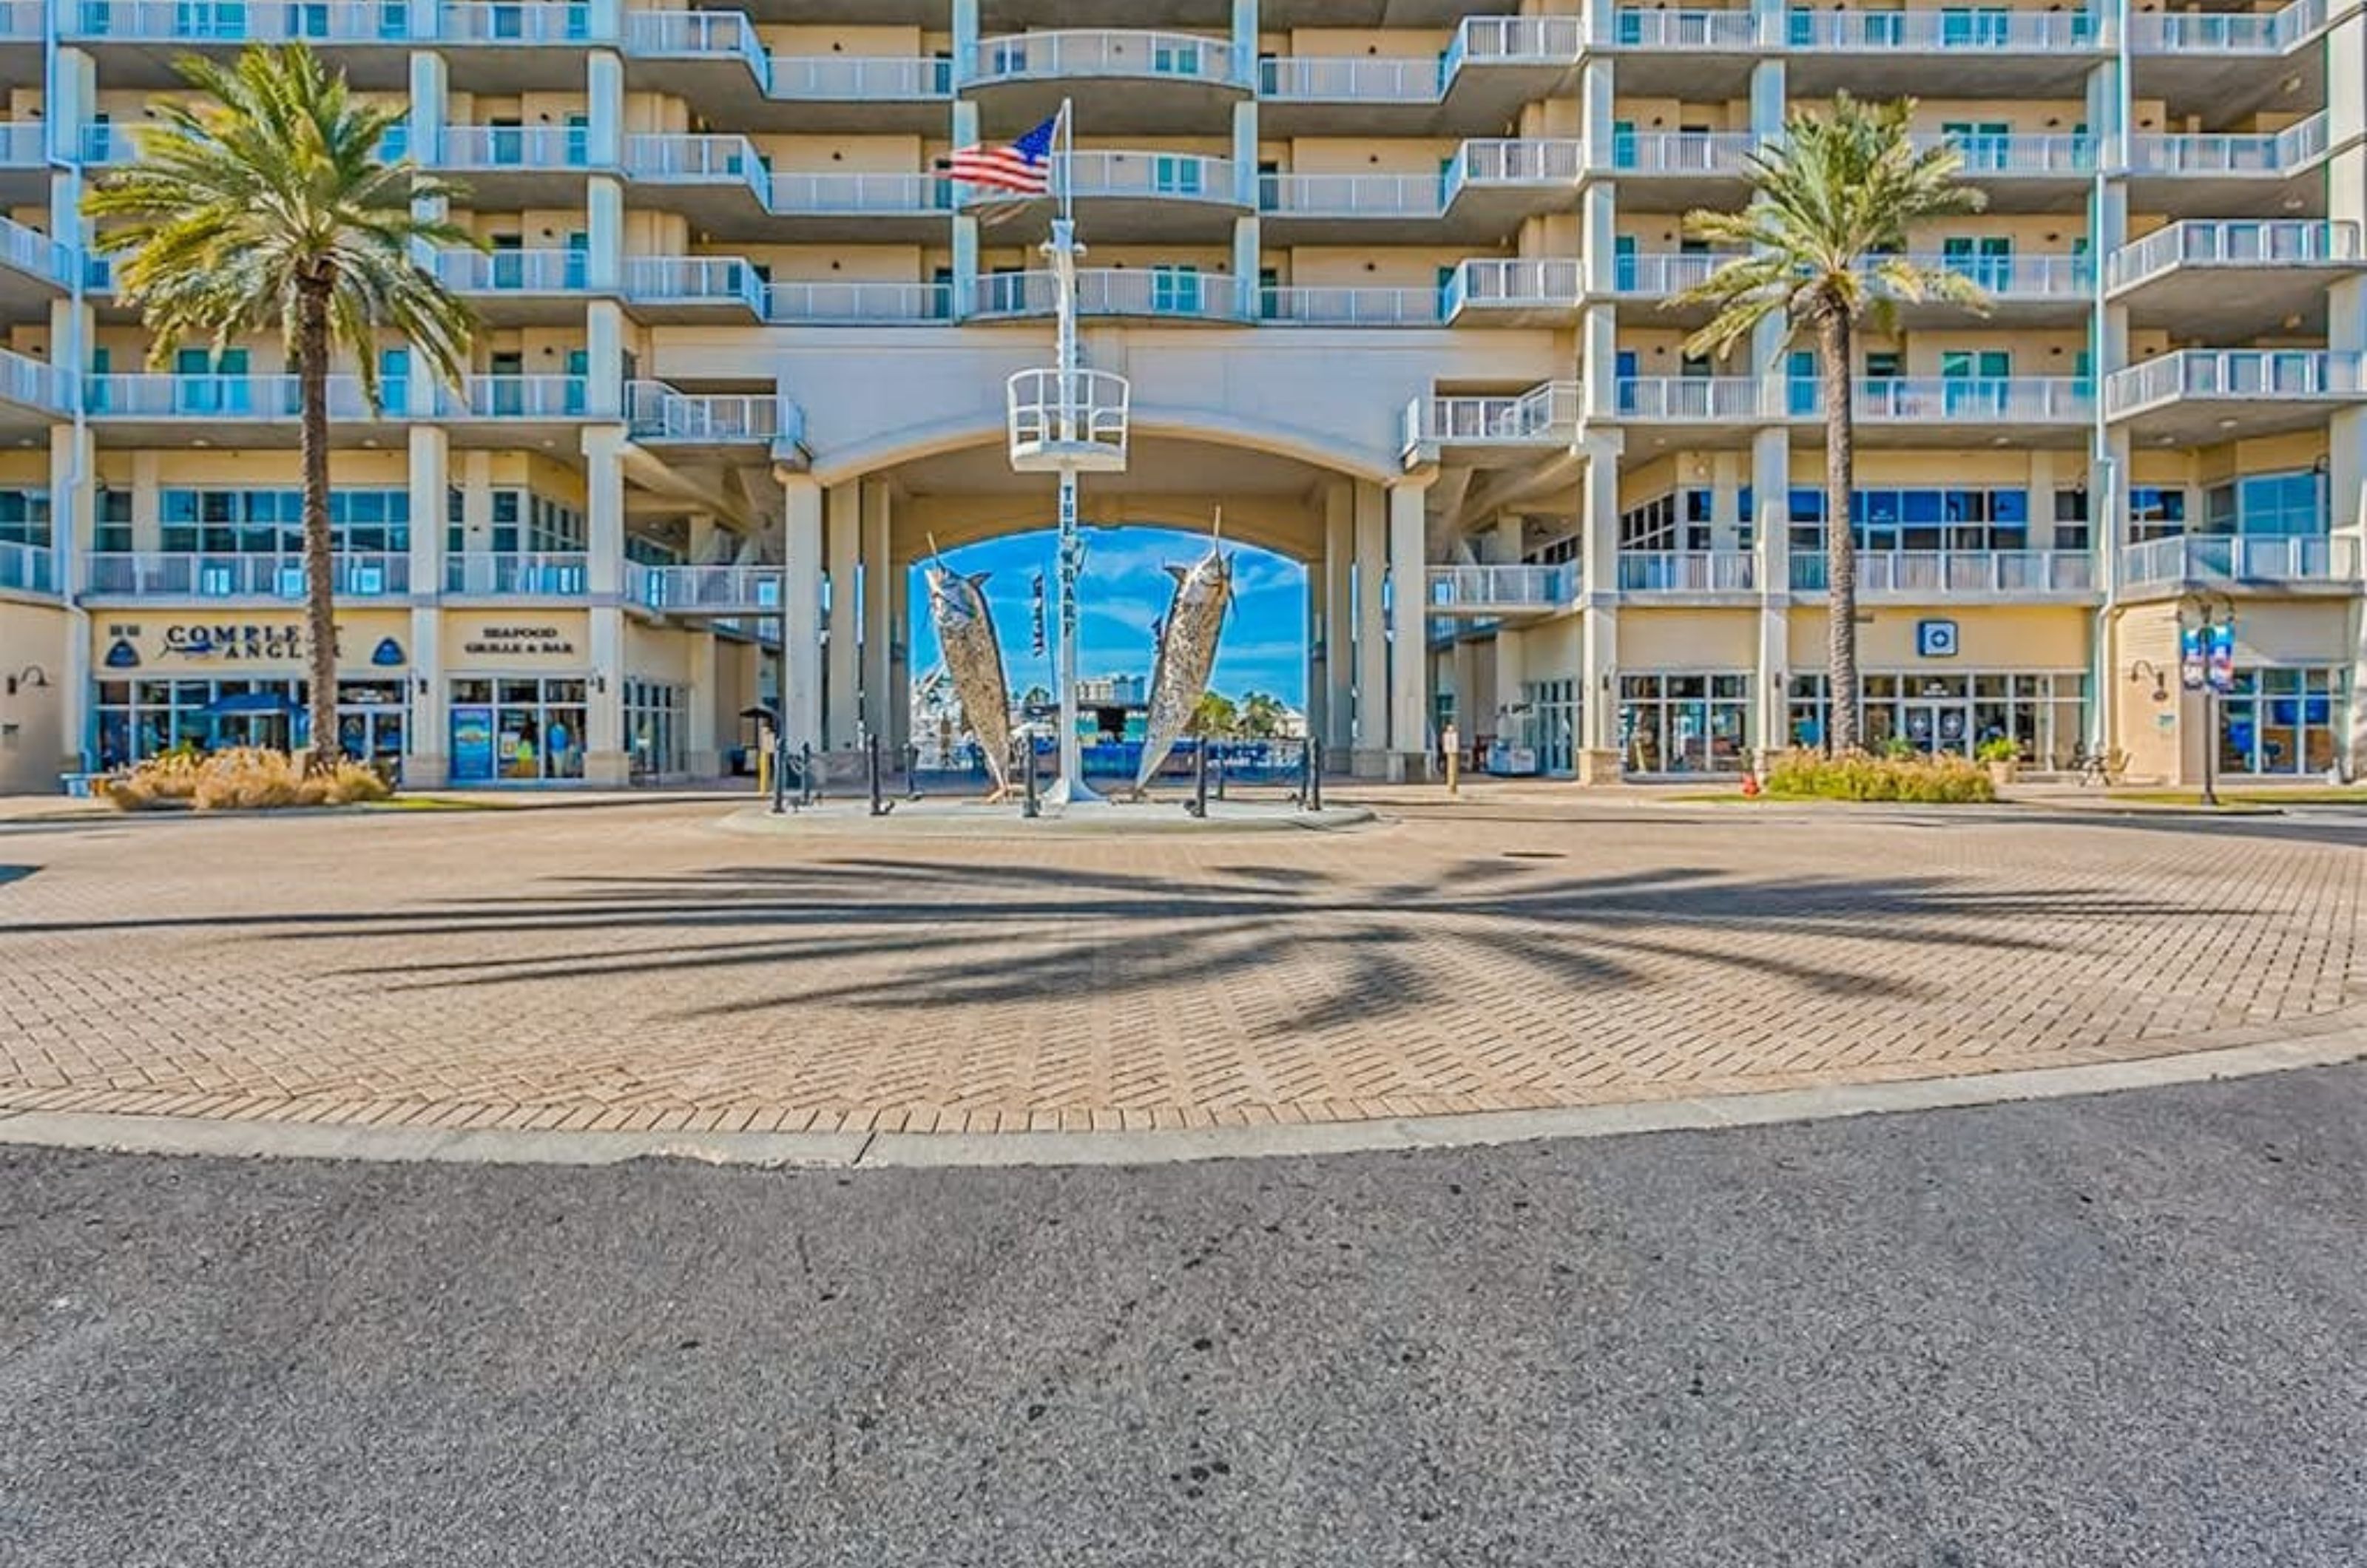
(201, 692), (300, 717)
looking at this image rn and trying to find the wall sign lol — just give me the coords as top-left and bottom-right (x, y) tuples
(1916, 619), (1960, 658)
(459, 624), (578, 659)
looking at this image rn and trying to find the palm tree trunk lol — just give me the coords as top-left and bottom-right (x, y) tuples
(1819, 308), (1860, 754)
(297, 275), (339, 774)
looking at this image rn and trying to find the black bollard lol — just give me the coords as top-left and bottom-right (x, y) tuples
(868, 733), (892, 817)
(1188, 740), (1209, 818)
(800, 743), (815, 809)
(1309, 738), (1323, 814)
(1022, 737), (1040, 819)
(769, 731), (788, 816)
(905, 743), (922, 801)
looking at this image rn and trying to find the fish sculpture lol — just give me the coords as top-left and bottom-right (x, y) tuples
(925, 550), (1015, 800)
(1134, 518), (1235, 795)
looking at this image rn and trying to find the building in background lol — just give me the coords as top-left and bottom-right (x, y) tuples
(0, 1), (2362, 791)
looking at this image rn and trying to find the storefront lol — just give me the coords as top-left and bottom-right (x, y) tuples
(443, 613), (593, 784)
(1620, 672), (1752, 774)
(1786, 672), (2089, 766)
(2218, 666), (2349, 776)
(89, 612), (413, 774)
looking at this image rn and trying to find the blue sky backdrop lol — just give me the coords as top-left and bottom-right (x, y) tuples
(907, 526), (1309, 706)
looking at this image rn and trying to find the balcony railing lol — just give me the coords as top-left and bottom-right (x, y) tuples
(972, 268), (1240, 322)
(1258, 285), (1439, 326)
(1913, 132), (2096, 175)
(85, 552), (411, 598)
(624, 382), (783, 443)
(1875, 252), (2094, 300)
(0, 122), (44, 166)
(1604, 132), (1755, 176)
(2106, 220), (2363, 291)
(64, 0), (423, 42)
(767, 53), (948, 99)
(1444, 258), (1582, 314)
(1844, 376), (2093, 422)
(1602, 8), (1768, 49)
(766, 280), (953, 323)
(2105, 351), (2365, 419)
(1013, 152), (1240, 206)
(1609, 251), (1728, 296)
(2127, 114), (2328, 177)
(440, 1), (598, 44)
(1428, 564), (1574, 613)
(1446, 15), (1586, 67)
(0, 541), (56, 596)
(1611, 376), (1769, 421)
(772, 171), (949, 216)
(0, 217), (71, 287)
(1791, 550), (2096, 595)
(967, 30), (1248, 89)
(1260, 171), (1442, 218)
(1787, 9), (2098, 49)
(2119, 534), (2359, 588)
(627, 562), (783, 613)
(433, 247), (590, 293)
(624, 132), (765, 195)
(444, 552), (590, 596)
(624, 254), (769, 313)
(1407, 381), (1580, 447)
(1261, 16), (1581, 99)
(1618, 551), (1758, 593)
(623, 8), (766, 77)
(2130, 0), (2334, 54)
(435, 375), (594, 419)
(0, 348), (73, 414)
(439, 124), (593, 171)
(1453, 138), (1585, 188)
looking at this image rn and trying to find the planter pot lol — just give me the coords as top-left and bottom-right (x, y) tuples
(1986, 760), (2019, 788)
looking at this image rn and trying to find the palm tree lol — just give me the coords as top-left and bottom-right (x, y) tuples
(1190, 691), (1240, 739)
(1669, 94), (1987, 754)
(87, 44), (479, 771)
(1238, 691), (1287, 739)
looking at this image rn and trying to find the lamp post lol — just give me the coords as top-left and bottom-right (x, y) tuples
(2178, 592), (2237, 808)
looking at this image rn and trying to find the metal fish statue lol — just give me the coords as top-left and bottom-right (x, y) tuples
(1134, 528), (1234, 794)
(925, 555), (1015, 800)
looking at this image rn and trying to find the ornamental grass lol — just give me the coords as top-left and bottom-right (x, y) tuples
(102, 747), (393, 812)
(1761, 748), (1997, 804)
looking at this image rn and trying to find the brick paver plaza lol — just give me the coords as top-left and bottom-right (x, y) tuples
(1, 800), (2361, 1135)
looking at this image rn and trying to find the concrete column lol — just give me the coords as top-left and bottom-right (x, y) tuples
(780, 471), (825, 754)
(47, 423), (92, 774)
(2326, 7), (2367, 769)
(1493, 513), (1524, 564)
(47, 47), (95, 166)
(129, 452), (161, 554)
(405, 51), (447, 164)
(405, 425), (448, 785)
(950, 89), (980, 319)
(581, 428), (628, 783)
(1351, 479), (1388, 773)
(860, 479), (894, 744)
(824, 480), (861, 748)
(686, 634), (718, 777)
(584, 299), (626, 419)
(1323, 479), (1354, 755)
(586, 175), (625, 294)
(1748, 58), (1785, 142)
(1387, 477), (1434, 777)
(1752, 425), (1792, 757)
(1230, 97), (1261, 301)
(1578, 437), (1624, 780)
(585, 50), (624, 168)
(1581, 302), (1621, 422)
(888, 566), (913, 754)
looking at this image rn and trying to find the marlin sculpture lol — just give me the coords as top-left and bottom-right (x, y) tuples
(1133, 513), (1235, 796)
(925, 542), (1016, 800)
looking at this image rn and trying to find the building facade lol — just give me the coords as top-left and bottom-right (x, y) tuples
(0, 0), (2362, 791)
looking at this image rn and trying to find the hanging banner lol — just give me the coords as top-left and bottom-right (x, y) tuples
(1030, 571), (1047, 659)
(2206, 620), (2237, 695)
(1056, 479), (1084, 638)
(2179, 624), (2206, 692)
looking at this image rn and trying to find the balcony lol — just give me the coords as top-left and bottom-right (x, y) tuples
(973, 268), (1244, 325)
(1870, 253), (2093, 324)
(62, 0), (421, 50)
(1427, 564), (1575, 618)
(432, 247), (593, 321)
(1837, 376), (2093, 436)
(444, 552), (590, 597)
(1607, 376), (1769, 426)
(1257, 285), (1439, 327)
(1598, 130), (1755, 179)
(766, 279), (953, 324)
(84, 552), (411, 600)
(0, 216), (73, 305)
(2118, 534), (2360, 594)
(1911, 132), (2096, 208)
(964, 32), (1251, 129)
(1007, 368), (1130, 473)
(0, 539), (56, 597)
(1261, 140), (1581, 243)
(2130, 0), (2337, 55)
(433, 124), (595, 200)
(439, 1), (599, 46)
(2107, 220), (2365, 337)
(988, 152), (1245, 240)
(0, 348), (73, 419)
(1618, 551), (1758, 595)
(2127, 115), (2329, 217)
(1260, 18), (1581, 132)
(627, 563), (783, 617)
(1791, 550), (2098, 599)
(2106, 350), (2366, 442)
(623, 254), (769, 318)
(436, 374), (595, 422)
(1786, 9), (2104, 96)
(624, 382), (787, 448)
(1404, 382), (1581, 459)
(1442, 258), (1581, 324)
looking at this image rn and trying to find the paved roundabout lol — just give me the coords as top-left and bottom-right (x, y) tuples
(1, 796), (2363, 1156)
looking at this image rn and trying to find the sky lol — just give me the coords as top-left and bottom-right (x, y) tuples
(906, 525), (1309, 707)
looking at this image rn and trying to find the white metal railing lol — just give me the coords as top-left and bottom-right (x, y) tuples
(1611, 376), (1770, 421)
(1259, 285), (1439, 325)
(1602, 7), (1769, 48)
(1260, 171), (1442, 218)
(624, 254), (766, 313)
(2127, 114), (2329, 177)
(0, 540), (57, 595)
(1007, 368), (1131, 460)
(2107, 220), (2364, 291)
(2131, 0), (2334, 53)
(0, 348), (74, 413)
(1263, 16), (1579, 98)
(1448, 15), (1587, 66)
(974, 268), (1244, 322)
(1786, 8), (2099, 49)
(623, 133), (768, 201)
(1873, 251), (2094, 299)
(0, 217), (72, 287)
(1428, 564), (1574, 612)
(433, 247), (590, 293)
(1445, 258), (1582, 314)
(1603, 131), (1756, 176)
(772, 171), (948, 214)
(61, 0), (421, 41)
(2119, 534), (2358, 587)
(0, 0), (36, 36)
(1792, 550), (2097, 595)
(999, 152), (1240, 206)
(1846, 376), (2093, 422)
(1608, 251), (1728, 295)
(439, 124), (593, 170)
(436, 375), (593, 419)
(444, 552), (590, 596)
(1914, 131), (2097, 175)
(625, 382), (782, 442)
(967, 30), (1247, 89)
(83, 373), (382, 419)
(1618, 551), (1758, 592)
(624, 8), (765, 78)
(0, 122), (44, 166)
(84, 552), (411, 598)
(767, 54), (948, 100)
(627, 562), (783, 612)
(767, 279), (953, 323)
(1453, 138), (1585, 189)
(1409, 381), (1580, 446)
(439, 1), (603, 44)
(78, 124), (138, 163)
(2106, 351), (2366, 418)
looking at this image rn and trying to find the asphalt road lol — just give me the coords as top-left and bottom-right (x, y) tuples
(1, 1068), (2362, 1568)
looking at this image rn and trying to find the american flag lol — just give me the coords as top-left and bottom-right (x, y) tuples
(939, 114), (1060, 196)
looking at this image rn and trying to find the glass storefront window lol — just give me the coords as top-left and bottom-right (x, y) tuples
(450, 676), (587, 783)
(1789, 672), (2087, 766)
(94, 677), (408, 775)
(1620, 672), (1750, 774)
(2218, 665), (2346, 776)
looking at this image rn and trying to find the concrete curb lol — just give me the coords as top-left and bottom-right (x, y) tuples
(1, 1027), (2359, 1172)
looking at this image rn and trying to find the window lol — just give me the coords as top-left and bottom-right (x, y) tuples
(1789, 672), (2087, 765)
(2204, 470), (2326, 538)
(1618, 493), (1680, 552)
(1619, 673), (1752, 774)
(2053, 487), (2091, 552)
(94, 489), (132, 553)
(0, 490), (50, 550)
(155, 489), (410, 555)
(2219, 666), (2347, 776)
(624, 679), (689, 778)
(2127, 487), (2187, 542)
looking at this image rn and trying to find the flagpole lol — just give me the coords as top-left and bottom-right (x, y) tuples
(1044, 96), (1099, 804)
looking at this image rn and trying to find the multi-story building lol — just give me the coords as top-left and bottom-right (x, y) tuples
(0, 0), (2360, 791)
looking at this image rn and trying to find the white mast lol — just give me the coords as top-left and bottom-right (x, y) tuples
(1044, 101), (1100, 804)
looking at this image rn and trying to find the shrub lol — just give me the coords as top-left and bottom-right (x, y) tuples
(1761, 748), (1996, 804)
(103, 748), (394, 812)
(1975, 737), (2022, 764)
